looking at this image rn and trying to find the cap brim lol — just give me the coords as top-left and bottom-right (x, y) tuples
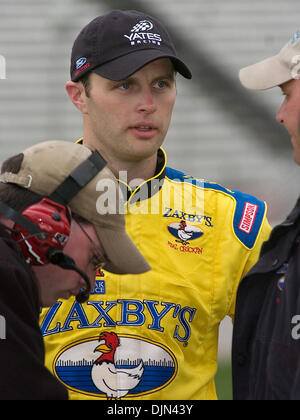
(94, 225), (151, 275)
(239, 54), (292, 90)
(92, 49), (192, 81)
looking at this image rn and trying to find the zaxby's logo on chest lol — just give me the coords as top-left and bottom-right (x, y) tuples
(168, 221), (203, 245)
(166, 220), (204, 255)
(163, 207), (211, 255)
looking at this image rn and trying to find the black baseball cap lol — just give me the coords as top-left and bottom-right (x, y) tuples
(71, 10), (192, 82)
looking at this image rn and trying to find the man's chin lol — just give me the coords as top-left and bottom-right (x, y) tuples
(294, 152), (300, 166)
(41, 292), (72, 308)
(41, 298), (57, 308)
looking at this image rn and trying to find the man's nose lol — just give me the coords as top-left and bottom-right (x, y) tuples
(276, 103), (285, 124)
(136, 89), (157, 114)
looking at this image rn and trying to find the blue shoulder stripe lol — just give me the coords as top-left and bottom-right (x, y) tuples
(165, 167), (266, 248)
(229, 189), (266, 248)
(165, 167), (205, 188)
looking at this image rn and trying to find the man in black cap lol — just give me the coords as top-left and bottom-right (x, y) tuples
(41, 10), (271, 400)
(67, 9), (191, 182)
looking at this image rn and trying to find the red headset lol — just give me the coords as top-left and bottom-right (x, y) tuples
(12, 198), (72, 265)
(0, 150), (107, 303)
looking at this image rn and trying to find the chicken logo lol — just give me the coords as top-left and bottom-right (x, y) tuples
(91, 332), (144, 399)
(168, 220), (203, 245)
(54, 333), (177, 399)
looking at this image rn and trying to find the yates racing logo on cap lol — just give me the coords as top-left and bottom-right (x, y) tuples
(124, 20), (162, 46)
(131, 20), (153, 32)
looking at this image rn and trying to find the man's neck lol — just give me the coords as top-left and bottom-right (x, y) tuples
(110, 156), (158, 187)
(82, 141), (159, 187)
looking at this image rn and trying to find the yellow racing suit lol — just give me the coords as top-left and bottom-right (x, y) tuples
(40, 148), (271, 400)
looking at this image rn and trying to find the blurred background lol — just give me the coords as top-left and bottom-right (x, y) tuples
(1, 0), (300, 399)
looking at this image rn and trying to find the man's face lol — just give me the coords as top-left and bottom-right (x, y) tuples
(79, 58), (177, 165)
(33, 221), (105, 307)
(277, 78), (300, 164)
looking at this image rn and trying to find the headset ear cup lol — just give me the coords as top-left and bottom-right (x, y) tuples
(12, 198), (71, 265)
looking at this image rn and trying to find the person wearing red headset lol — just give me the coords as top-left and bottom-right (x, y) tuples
(0, 140), (150, 400)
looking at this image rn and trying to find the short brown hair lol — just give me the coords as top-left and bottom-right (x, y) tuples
(79, 73), (92, 97)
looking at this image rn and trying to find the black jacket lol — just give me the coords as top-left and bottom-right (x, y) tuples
(0, 226), (68, 400)
(232, 198), (300, 400)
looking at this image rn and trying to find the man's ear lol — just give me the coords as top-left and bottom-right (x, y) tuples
(65, 81), (88, 114)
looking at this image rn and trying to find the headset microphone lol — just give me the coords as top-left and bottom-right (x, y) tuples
(47, 248), (91, 304)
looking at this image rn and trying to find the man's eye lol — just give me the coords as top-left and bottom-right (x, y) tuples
(154, 80), (167, 89)
(119, 82), (131, 90)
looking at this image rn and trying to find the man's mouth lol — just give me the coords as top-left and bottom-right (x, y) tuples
(136, 126), (152, 131)
(130, 123), (157, 139)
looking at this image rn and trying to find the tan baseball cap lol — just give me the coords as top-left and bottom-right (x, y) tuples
(0, 141), (151, 275)
(239, 30), (300, 90)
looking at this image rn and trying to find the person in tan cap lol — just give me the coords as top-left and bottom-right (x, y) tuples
(233, 31), (300, 400)
(239, 30), (300, 164)
(0, 140), (150, 400)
